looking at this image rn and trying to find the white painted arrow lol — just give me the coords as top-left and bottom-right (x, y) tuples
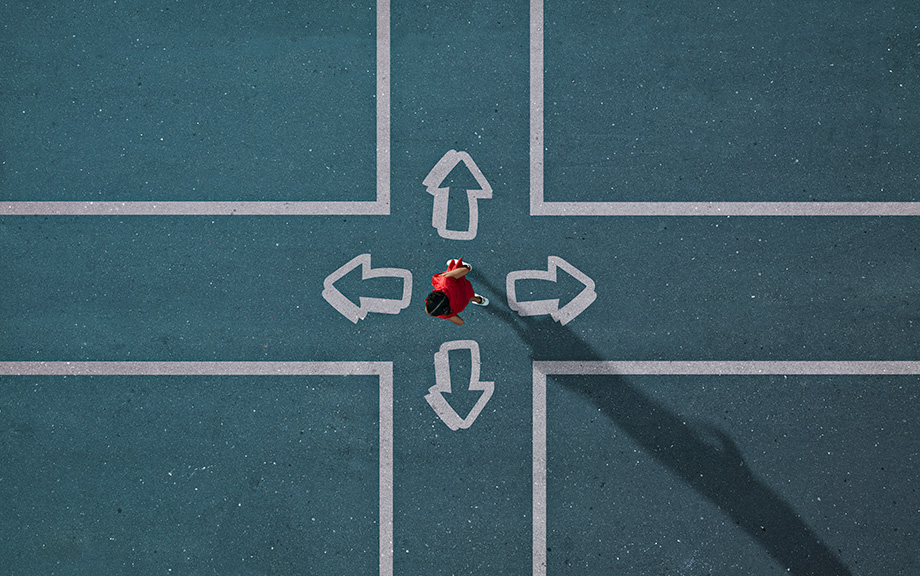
(322, 254), (413, 323)
(425, 340), (494, 431)
(506, 256), (597, 325)
(423, 150), (493, 241)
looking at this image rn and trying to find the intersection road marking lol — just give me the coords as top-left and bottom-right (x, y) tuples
(530, 360), (920, 576)
(506, 256), (596, 325)
(529, 0), (920, 217)
(0, 360), (395, 576)
(425, 340), (495, 430)
(322, 253), (413, 323)
(423, 150), (493, 241)
(0, 0), (391, 217)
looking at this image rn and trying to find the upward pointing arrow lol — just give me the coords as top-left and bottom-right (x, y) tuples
(322, 254), (413, 323)
(506, 256), (597, 325)
(423, 150), (493, 241)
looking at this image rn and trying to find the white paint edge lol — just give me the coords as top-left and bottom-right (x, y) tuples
(0, 202), (390, 216)
(532, 368), (547, 576)
(377, 361), (394, 576)
(531, 202), (920, 216)
(530, 0), (544, 217)
(534, 360), (920, 375)
(0, 360), (394, 576)
(377, 0), (391, 217)
(425, 340), (495, 430)
(529, 0), (920, 217)
(1, 0), (390, 217)
(531, 359), (920, 576)
(423, 150), (493, 240)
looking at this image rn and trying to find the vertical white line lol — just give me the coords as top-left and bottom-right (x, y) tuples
(377, 0), (391, 213)
(378, 363), (394, 576)
(530, 0), (544, 215)
(533, 367), (547, 576)
(0, 361), (395, 573)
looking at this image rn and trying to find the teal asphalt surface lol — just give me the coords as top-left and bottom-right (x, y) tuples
(2, 1), (919, 575)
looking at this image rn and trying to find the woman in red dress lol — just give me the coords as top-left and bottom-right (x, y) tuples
(425, 258), (489, 325)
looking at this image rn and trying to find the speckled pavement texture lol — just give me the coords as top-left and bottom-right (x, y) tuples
(1, 1), (918, 575)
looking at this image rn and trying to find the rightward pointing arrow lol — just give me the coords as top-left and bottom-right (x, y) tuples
(425, 340), (494, 431)
(423, 150), (493, 241)
(506, 256), (597, 325)
(322, 254), (413, 323)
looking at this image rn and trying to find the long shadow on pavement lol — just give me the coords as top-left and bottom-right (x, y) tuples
(475, 273), (851, 576)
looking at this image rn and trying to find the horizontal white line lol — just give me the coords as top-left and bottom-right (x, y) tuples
(0, 358), (394, 576)
(531, 202), (920, 217)
(0, 201), (390, 216)
(534, 360), (920, 375)
(531, 357), (919, 576)
(0, 361), (392, 376)
(3, 0), (390, 220)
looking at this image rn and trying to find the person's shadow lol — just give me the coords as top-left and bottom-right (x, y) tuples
(475, 274), (851, 576)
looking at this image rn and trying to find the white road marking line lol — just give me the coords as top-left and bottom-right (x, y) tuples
(506, 256), (596, 325)
(531, 360), (920, 576)
(533, 202), (920, 216)
(0, 201), (390, 216)
(534, 360), (920, 375)
(529, 0), (544, 218)
(423, 150), (493, 241)
(1, 0), (391, 217)
(0, 360), (394, 576)
(377, 0), (391, 217)
(425, 340), (495, 430)
(322, 253), (413, 323)
(529, 0), (920, 217)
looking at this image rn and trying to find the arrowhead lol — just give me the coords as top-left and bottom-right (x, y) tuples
(423, 150), (492, 195)
(425, 340), (494, 430)
(322, 254), (413, 323)
(548, 257), (597, 325)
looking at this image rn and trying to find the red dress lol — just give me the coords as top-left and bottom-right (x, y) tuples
(431, 258), (475, 319)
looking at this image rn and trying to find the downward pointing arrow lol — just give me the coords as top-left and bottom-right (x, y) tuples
(425, 340), (494, 431)
(423, 150), (493, 241)
(322, 254), (413, 323)
(506, 256), (597, 325)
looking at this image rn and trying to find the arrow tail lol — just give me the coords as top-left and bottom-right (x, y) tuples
(512, 298), (560, 317)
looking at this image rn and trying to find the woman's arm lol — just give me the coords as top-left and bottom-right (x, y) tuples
(448, 315), (464, 325)
(440, 266), (470, 279)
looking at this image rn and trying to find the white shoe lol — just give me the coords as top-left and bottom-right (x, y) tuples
(471, 294), (488, 306)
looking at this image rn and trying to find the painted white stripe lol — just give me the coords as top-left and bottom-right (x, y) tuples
(0, 360), (390, 376)
(1, 1), (390, 217)
(377, 0), (391, 217)
(0, 201), (389, 216)
(530, 0), (544, 217)
(534, 360), (920, 376)
(532, 359), (919, 576)
(0, 360), (394, 576)
(532, 365), (547, 576)
(531, 202), (920, 217)
(529, 0), (920, 217)
(377, 361), (394, 576)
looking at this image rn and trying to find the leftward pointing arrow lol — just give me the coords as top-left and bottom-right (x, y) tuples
(322, 254), (413, 323)
(423, 150), (492, 241)
(425, 340), (494, 431)
(506, 256), (597, 325)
